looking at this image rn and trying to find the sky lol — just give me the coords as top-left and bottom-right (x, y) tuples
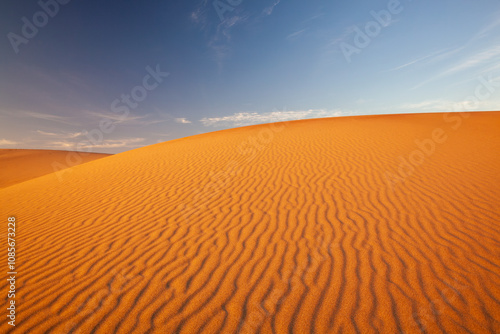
(0, 0), (499, 153)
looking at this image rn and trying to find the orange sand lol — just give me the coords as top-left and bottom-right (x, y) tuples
(0, 112), (499, 333)
(0, 149), (110, 188)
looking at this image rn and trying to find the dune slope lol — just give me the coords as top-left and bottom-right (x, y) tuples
(0, 112), (499, 333)
(0, 149), (110, 188)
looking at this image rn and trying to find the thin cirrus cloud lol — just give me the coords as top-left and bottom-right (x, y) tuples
(199, 109), (347, 127)
(412, 45), (500, 90)
(190, 0), (209, 28)
(84, 111), (168, 126)
(400, 98), (499, 112)
(190, 0), (248, 67)
(192, 0), (281, 69)
(407, 16), (500, 89)
(327, 26), (357, 48)
(286, 29), (307, 41)
(262, 0), (281, 16)
(10, 110), (76, 125)
(0, 139), (20, 146)
(438, 46), (500, 78)
(385, 48), (453, 72)
(473, 13), (500, 40)
(400, 100), (453, 111)
(175, 118), (192, 124)
(208, 15), (249, 67)
(36, 130), (84, 138)
(47, 138), (146, 150)
(84, 110), (146, 122)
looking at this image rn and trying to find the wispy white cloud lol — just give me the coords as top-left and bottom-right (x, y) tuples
(84, 111), (168, 126)
(175, 118), (192, 124)
(36, 130), (84, 138)
(12, 111), (75, 125)
(192, 0), (247, 65)
(286, 28), (307, 41)
(328, 26), (357, 47)
(36, 130), (58, 136)
(438, 46), (500, 78)
(473, 14), (500, 40)
(400, 100), (451, 111)
(154, 109), (193, 125)
(46, 141), (77, 149)
(48, 137), (146, 150)
(386, 49), (451, 72)
(0, 139), (20, 146)
(262, 0), (281, 16)
(200, 108), (349, 127)
(301, 13), (325, 25)
(412, 45), (500, 90)
(407, 15), (500, 89)
(192, 0), (281, 69)
(481, 62), (500, 76)
(84, 110), (146, 122)
(190, 0), (209, 27)
(138, 119), (169, 126)
(400, 98), (500, 112)
(206, 14), (249, 69)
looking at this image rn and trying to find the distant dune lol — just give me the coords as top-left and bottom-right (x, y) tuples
(0, 149), (110, 188)
(0, 112), (499, 333)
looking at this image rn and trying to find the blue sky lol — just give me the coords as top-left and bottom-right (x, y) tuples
(1, 0), (499, 153)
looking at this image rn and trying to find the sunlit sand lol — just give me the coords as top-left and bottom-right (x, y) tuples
(0, 149), (110, 189)
(0, 112), (499, 333)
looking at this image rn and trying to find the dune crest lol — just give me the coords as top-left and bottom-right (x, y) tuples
(0, 149), (111, 188)
(1, 112), (499, 333)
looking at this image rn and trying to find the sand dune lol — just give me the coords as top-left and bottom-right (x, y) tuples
(1, 112), (499, 333)
(0, 149), (110, 189)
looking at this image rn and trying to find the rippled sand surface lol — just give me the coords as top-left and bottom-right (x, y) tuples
(1, 112), (499, 333)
